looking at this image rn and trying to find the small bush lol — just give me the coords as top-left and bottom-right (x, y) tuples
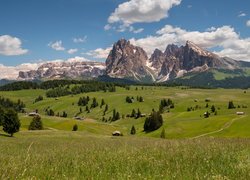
(72, 124), (78, 131)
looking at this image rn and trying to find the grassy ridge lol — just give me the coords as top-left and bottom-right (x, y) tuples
(0, 131), (249, 179)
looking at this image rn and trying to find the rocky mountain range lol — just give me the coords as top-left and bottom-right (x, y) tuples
(105, 39), (242, 82)
(16, 39), (248, 82)
(18, 61), (105, 80)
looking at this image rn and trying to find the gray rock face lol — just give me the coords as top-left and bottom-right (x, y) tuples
(106, 39), (154, 81)
(148, 41), (242, 81)
(18, 61), (105, 80)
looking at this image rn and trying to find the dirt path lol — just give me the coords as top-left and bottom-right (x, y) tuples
(191, 115), (247, 139)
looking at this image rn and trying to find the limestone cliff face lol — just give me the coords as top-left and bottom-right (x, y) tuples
(106, 39), (154, 81)
(18, 61), (105, 80)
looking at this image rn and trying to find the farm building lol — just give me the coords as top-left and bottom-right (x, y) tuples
(236, 112), (245, 115)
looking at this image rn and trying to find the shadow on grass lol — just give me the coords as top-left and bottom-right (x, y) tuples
(0, 133), (11, 137)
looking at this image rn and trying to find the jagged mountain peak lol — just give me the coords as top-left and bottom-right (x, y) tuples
(185, 40), (215, 57)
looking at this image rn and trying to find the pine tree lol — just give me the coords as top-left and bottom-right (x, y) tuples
(72, 124), (78, 131)
(130, 125), (136, 135)
(131, 109), (136, 117)
(112, 109), (116, 121)
(86, 106), (90, 113)
(115, 112), (120, 120)
(91, 97), (98, 108)
(29, 116), (43, 130)
(144, 111), (163, 132)
(211, 105), (216, 113)
(228, 101), (235, 109)
(160, 128), (166, 139)
(2, 109), (20, 137)
(100, 99), (105, 108)
(136, 108), (141, 119)
(62, 111), (67, 118)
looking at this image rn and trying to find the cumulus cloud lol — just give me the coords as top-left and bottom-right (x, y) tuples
(247, 20), (250, 27)
(238, 12), (246, 17)
(73, 36), (87, 43)
(129, 25), (250, 60)
(0, 63), (40, 80)
(67, 48), (78, 54)
(0, 35), (28, 56)
(106, 0), (181, 33)
(85, 47), (112, 59)
(48, 40), (65, 51)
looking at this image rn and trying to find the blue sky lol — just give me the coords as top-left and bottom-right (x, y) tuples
(0, 0), (250, 66)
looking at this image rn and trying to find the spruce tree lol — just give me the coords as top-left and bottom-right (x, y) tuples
(72, 124), (78, 131)
(211, 105), (216, 113)
(160, 128), (166, 139)
(100, 99), (105, 108)
(228, 101), (235, 109)
(29, 116), (43, 130)
(2, 109), (20, 137)
(130, 125), (136, 135)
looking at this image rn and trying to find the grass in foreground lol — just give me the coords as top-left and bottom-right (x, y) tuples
(0, 131), (250, 179)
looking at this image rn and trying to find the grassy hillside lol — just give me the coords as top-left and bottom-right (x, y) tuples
(168, 68), (250, 88)
(0, 131), (249, 179)
(1, 86), (250, 179)
(0, 86), (249, 138)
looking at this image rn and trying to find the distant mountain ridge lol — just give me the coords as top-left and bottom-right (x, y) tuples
(7, 38), (250, 83)
(18, 61), (105, 80)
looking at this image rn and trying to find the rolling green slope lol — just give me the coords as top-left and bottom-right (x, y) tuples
(1, 86), (249, 138)
(168, 68), (250, 88)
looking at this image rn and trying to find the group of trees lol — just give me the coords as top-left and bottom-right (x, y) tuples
(125, 96), (144, 103)
(112, 109), (120, 121)
(126, 96), (134, 103)
(78, 96), (108, 115)
(45, 81), (117, 98)
(130, 108), (142, 119)
(78, 96), (90, 106)
(34, 95), (43, 103)
(0, 81), (38, 91)
(0, 96), (25, 112)
(29, 116), (43, 130)
(159, 98), (174, 113)
(46, 108), (55, 116)
(144, 110), (163, 132)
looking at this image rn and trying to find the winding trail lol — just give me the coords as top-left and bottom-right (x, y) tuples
(191, 115), (247, 139)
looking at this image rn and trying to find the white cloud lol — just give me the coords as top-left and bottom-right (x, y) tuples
(238, 12), (246, 17)
(129, 25), (250, 60)
(106, 0), (181, 33)
(187, 5), (192, 8)
(67, 48), (78, 54)
(206, 27), (216, 31)
(104, 24), (112, 31)
(246, 20), (250, 27)
(48, 40), (65, 51)
(85, 47), (112, 59)
(133, 28), (144, 34)
(0, 63), (40, 80)
(0, 35), (28, 56)
(73, 36), (87, 43)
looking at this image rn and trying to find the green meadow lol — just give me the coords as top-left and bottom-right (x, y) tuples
(0, 86), (250, 178)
